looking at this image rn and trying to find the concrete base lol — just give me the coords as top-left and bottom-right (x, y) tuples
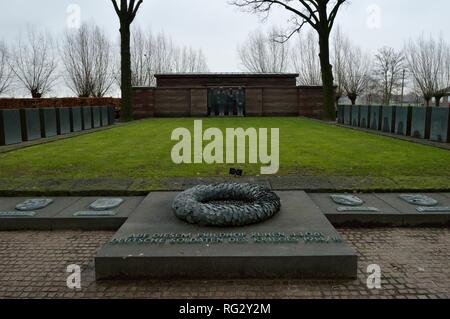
(95, 192), (358, 280)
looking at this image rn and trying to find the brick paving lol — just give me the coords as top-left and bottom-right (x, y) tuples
(0, 228), (449, 299)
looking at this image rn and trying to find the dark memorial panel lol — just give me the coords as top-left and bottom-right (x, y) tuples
(370, 105), (381, 130)
(351, 105), (360, 127)
(381, 106), (394, 133)
(337, 105), (344, 124)
(411, 107), (427, 139)
(100, 107), (109, 126)
(0, 109), (22, 146)
(71, 107), (82, 132)
(92, 106), (101, 128)
(359, 105), (369, 128)
(82, 107), (93, 130)
(343, 105), (351, 125)
(56, 108), (71, 135)
(20, 109), (41, 142)
(395, 106), (409, 135)
(108, 106), (115, 125)
(430, 108), (450, 143)
(40, 108), (57, 138)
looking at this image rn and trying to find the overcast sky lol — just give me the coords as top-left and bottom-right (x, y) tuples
(1, 0), (450, 72)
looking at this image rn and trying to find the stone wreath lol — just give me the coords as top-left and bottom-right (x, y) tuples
(172, 183), (281, 227)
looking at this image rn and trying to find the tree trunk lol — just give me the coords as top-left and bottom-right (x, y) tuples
(120, 21), (133, 122)
(318, 33), (336, 121)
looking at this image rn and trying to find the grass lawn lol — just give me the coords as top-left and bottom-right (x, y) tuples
(0, 117), (450, 192)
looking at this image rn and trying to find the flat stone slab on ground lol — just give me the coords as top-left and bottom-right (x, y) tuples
(374, 193), (450, 226)
(53, 197), (144, 230)
(0, 197), (81, 230)
(309, 193), (404, 226)
(95, 191), (358, 280)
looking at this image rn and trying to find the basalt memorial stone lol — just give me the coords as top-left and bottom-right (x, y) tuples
(20, 108), (41, 141)
(411, 107), (427, 139)
(381, 106), (394, 133)
(359, 105), (369, 128)
(430, 107), (450, 143)
(71, 107), (82, 132)
(343, 105), (352, 125)
(108, 106), (115, 125)
(89, 198), (124, 211)
(399, 194), (438, 207)
(39, 108), (57, 138)
(16, 199), (54, 211)
(0, 109), (22, 146)
(370, 105), (381, 130)
(100, 107), (109, 127)
(395, 106), (410, 136)
(351, 105), (360, 127)
(92, 106), (101, 128)
(82, 107), (93, 130)
(56, 108), (71, 135)
(337, 105), (345, 124)
(331, 195), (364, 207)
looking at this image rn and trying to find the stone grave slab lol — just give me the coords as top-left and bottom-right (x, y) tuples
(369, 106), (381, 131)
(395, 106), (409, 136)
(108, 107), (115, 125)
(430, 107), (450, 143)
(53, 197), (144, 230)
(95, 191), (358, 280)
(374, 193), (450, 226)
(381, 106), (394, 133)
(92, 107), (101, 128)
(309, 193), (403, 226)
(0, 109), (22, 146)
(56, 108), (71, 135)
(411, 107), (427, 139)
(40, 108), (57, 138)
(0, 197), (81, 230)
(351, 105), (360, 127)
(82, 107), (93, 130)
(100, 107), (109, 126)
(20, 109), (41, 141)
(343, 105), (352, 125)
(359, 105), (369, 128)
(71, 107), (82, 132)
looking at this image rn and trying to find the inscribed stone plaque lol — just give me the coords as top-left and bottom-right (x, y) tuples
(395, 106), (409, 136)
(71, 107), (82, 132)
(336, 207), (380, 213)
(89, 198), (124, 211)
(40, 108), (57, 138)
(82, 107), (93, 130)
(430, 107), (450, 143)
(0, 109), (22, 146)
(343, 105), (352, 125)
(100, 107), (109, 126)
(74, 211), (117, 217)
(56, 108), (71, 135)
(370, 106), (381, 130)
(351, 105), (360, 127)
(359, 106), (369, 128)
(416, 207), (450, 213)
(16, 199), (53, 211)
(381, 106), (394, 133)
(92, 106), (101, 128)
(20, 109), (41, 141)
(331, 195), (364, 207)
(399, 194), (438, 207)
(410, 107), (427, 139)
(0, 211), (36, 217)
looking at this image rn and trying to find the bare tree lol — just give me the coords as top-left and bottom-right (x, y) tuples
(292, 30), (322, 86)
(130, 26), (152, 87)
(0, 40), (13, 96)
(405, 35), (450, 107)
(232, 0), (347, 120)
(343, 45), (371, 105)
(111, 0), (144, 121)
(61, 23), (115, 97)
(11, 28), (58, 98)
(238, 26), (290, 73)
(373, 47), (404, 105)
(331, 26), (350, 105)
